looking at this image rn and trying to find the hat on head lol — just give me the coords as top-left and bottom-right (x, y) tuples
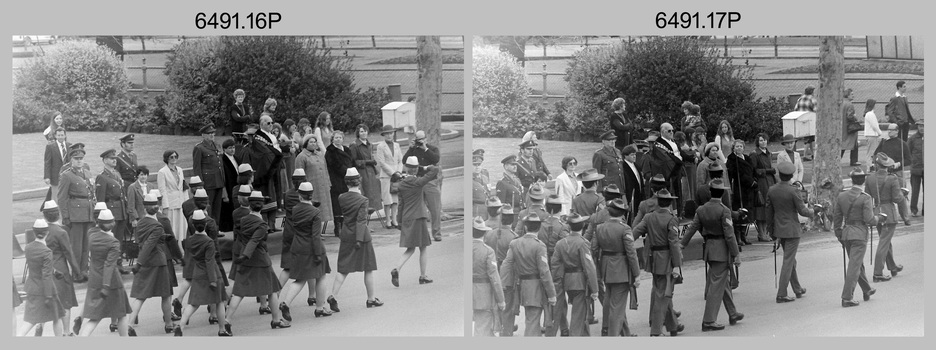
(33, 219), (49, 230)
(97, 209), (114, 221)
(192, 210), (207, 223)
(345, 167), (360, 179)
(635, 140), (649, 147)
(566, 212), (589, 224)
(777, 161), (796, 176)
(68, 146), (86, 158)
(298, 182), (314, 194)
(874, 152), (895, 168)
(148, 189), (162, 198)
(189, 176), (203, 186)
(94, 202), (108, 211)
(292, 168), (307, 179)
(781, 134), (797, 144)
(486, 196), (503, 208)
(848, 167), (868, 178)
(199, 123), (216, 135)
(608, 198), (629, 211)
(576, 168), (606, 182)
(248, 191), (265, 202)
(405, 156), (420, 168)
(500, 204), (515, 215)
(100, 149), (117, 159)
(600, 131), (617, 141)
(709, 178), (730, 190)
(380, 125), (398, 135)
(546, 194), (563, 204)
(650, 174), (667, 184)
(472, 149), (485, 157)
(703, 142), (719, 156)
(519, 140), (536, 149)
(523, 213), (541, 223)
(655, 189), (678, 199)
(521, 131), (536, 143)
(414, 130), (426, 140)
(602, 184), (622, 195)
(886, 123), (899, 131)
(238, 185), (253, 196)
(119, 134), (135, 143)
(143, 193), (159, 205)
(43, 200), (58, 211)
(472, 216), (492, 231)
(915, 119), (924, 126)
(707, 162), (724, 172)
(528, 184), (547, 200)
(621, 145), (638, 155)
(237, 164), (254, 174)
(194, 188), (208, 200)
(501, 155), (518, 165)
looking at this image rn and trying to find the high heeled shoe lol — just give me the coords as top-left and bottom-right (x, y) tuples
(279, 302), (292, 322)
(327, 296), (340, 312)
(270, 320), (291, 329)
(173, 325), (182, 337)
(314, 309), (333, 317)
(73, 317), (82, 335)
(127, 326), (137, 337)
(419, 276), (433, 284)
(307, 297), (316, 306)
(366, 298), (384, 308)
(172, 298), (183, 318)
(208, 316), (219, 325)
(391, 268), (400, 287)
(34, 323), (43, 336)
(165, 325), (175, 334)
(224, 322), (232, 335)
(109, 323), (118, 333)
(258, 306), (272, 315)
(218, 330), (232, 337)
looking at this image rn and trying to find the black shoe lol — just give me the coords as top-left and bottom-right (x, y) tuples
(173, 325), (182, 337)
(776, 296), (796, 303)
(259, 306), (272, 315)
(863, 288), (876, 302)
(729, 312), (744, 325)
(674, 310), (682, 318)
(588, 317), (599, 325)
(314, 309), (333, 317)
(270, 320), (291, 329)
(892, 265), (904, 276)
(419, 276), (434, 284)
(670, 324), (685, 336)
(279, 303), (292, 322)
(842, 299), (860, 307)
(208, 316), (218, 325)
(128, 326), (137, 337)
(218, 330), (232, 337)
(702, 322), (725, 332)
(601, 328), (608, 336)
(327, 296), (340, 312)
(224, 322), (232, 335)
(366, 298), (384, 308)
(433, 236), (442, 242)
(165, 325), (174, 334)
(850, 163), (862, 167)
(307, 297), (316, 307)
(171, 312), (181, 321)
(560, 330), (569, 337)
(795, 288), (807, 298)
(873, 275), (892, 282)
(172, 298), (183, 318)
(391, 268), (399, 287)
(34, 323), (43, 336)
(109, 323), (118, 333)
(73, 317), (82, 335)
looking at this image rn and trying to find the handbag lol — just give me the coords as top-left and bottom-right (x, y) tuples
(847, 119), (863, 133)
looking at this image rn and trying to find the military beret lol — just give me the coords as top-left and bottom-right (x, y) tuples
(709, 178), (730, 190)
(501, 155), (518, 165)
(472, 216), (493, 231)
(100, 149), (117, 159)
(600, 131), (617, 141)
(608, 198), (629, 211)
(119, 134), (135, 143)
(566, 212), (590, 224)
(777, 161), (796, 176)
(298, 182), (314, 194)
(199, 123), (217, 135)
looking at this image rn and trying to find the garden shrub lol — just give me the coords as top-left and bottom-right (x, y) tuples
(472, 45), (534, 137)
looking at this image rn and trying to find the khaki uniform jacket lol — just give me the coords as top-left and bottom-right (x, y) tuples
(483, 227), (517, 269)
(864, 171), (905, 225)
(571, 190), (603, 217)
(538, 215), (569, 258)
(680, 198), (739, 262)
(95, 169), (128, 221)
(765, 182), (813, 238)
(496, 174), (524, 210)
(58, 167), (95, 223)
(193, 140), (224, 190)
(832, 187), (877, 242)
(551, 233), (599, 292)
(500, 234), (557, 307)
(473, 240), (505, 310)
(632, 209), (682, 275)
(593, 146), (625, 192)
(592, 218), (640, 283)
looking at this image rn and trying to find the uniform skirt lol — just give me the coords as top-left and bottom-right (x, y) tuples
(231, 265), (281, 297)
(188, 278), (228, 306)
(336, 240), (377, 274)
(130, 265), (173, 299)
(280, 220), (295, 269)
(82, 287), (131, 320)
(23, 295), (65, 324)
(52, 265), (78, 308)
(400, 218), (432, 248)
(289, 253), (331, 281)
(13, 282), (23, 308)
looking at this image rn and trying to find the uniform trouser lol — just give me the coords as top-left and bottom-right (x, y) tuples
(500, 288), (519, 336)
(523, 306), (543, 337)
(777, 238), (803, 297)
(206, 187), (223, 223)
(650, 275), (678, 335)
(566, 290), (589, 336)
(544, 284), (568, 336)
(113, 219), (128, 242)
(599, 282), (609, 330)
(873, 224), (899, 276)
(703, 261), (737, 323)
(910, 173), (923, 214)
(473, 309), (495, 336)
(842, 240), (872, 301)
(68, 221), (93, 274)
(606, 282), (632, 337)
(425, 180), (442, 239)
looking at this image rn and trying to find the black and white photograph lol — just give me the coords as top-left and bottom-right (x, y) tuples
(11, 35), (466, 336)
(471, 35), (924, 337)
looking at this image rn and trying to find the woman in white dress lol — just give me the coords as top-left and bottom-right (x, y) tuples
(554, 156), (581, 215)
(862, 99), (883, 167)
(157, 150), (187, 245)
(313, 112), (334, 155)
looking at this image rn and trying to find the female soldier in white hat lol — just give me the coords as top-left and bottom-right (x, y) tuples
(173, 210), (230, 336)
(278, 182), (333, 322)
(327, 168), (383, 312)
(126, 193), (175, 335)
(16, 219), (66, 336)
(41, 200), (82, 336)
(79, 209), (132, 336)
(391, 157), (441, 287)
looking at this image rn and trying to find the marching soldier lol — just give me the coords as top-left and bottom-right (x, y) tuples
(833, 168), (880, 307)
(632, 190), (684, 337)
(766, 162), (817, 303)
(96, 149), (130, 242)
(592, 198), (640, 337)
(865, 153), (906, 282)
(484, 204), (519, 336)
(484, 196), (503, 231)
(472, 217), (506, 337)
(633, 174), (669, 226)
(571, 169), (605, 217)
(582, 183), (623, 330)
(679, 179), (744, 331)
(497, 155), (524, 210)
(592, 131), (625, 193)
(541, 195), (570, 336)
(500, 214), (557, 336)
(115, 134), (138, 193)
(58, 145), (96, 276)
(550, 212), (598, 336)
(513, 184), (549, 234)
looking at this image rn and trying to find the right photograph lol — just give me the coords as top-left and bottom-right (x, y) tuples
(470, 35), (924, 337)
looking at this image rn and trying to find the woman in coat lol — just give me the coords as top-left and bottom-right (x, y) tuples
(17, 220), (66, 337)
(375, 125), (403, 229)
(278, 183), (333, 321)
(349, 124), (382, 213)
(43, 205), (80, 335)
(554, 156), (581, 215)
(326, 169), (382, 312)
(157, 150), (188, 245)
(609, 97), (634, 150)
(295, 134), (334, 235)
(726, 140), (756, 246)
(841, 88), (860, 166)
(219, 139), (240, 232)
(325, 131), (353, 237)
(749, 133), (778, 242)
(78, 210), (132, 336)
(127, 193), (175, 335)
(173, 210), (230, 337)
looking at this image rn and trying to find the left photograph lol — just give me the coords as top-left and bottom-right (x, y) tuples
(11, 35), (465, 337)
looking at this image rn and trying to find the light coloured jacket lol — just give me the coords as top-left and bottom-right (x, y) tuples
(375, 140), (403, 178)
(157, 165), (186, 210)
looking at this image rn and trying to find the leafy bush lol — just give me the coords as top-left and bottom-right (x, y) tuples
(13, 39), (135, 133)
(472, 45), (534, 137)
(164, 36), (388, 133)
(720, 96), (788, 142)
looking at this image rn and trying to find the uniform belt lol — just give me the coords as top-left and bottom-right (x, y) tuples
(563, 266), (582, 273)
(845, 220), (868, 226)
(650, 245), (670, 251)
(702, 235), (725, 240)
(473, 277), (490, 283)
(70, 195), (91, 199)
(519, 274), (540, 280)
(601, 251), (624, 256)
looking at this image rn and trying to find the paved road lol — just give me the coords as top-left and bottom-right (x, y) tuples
(505, 217), (924, 336)
(17, 218), (465, 337)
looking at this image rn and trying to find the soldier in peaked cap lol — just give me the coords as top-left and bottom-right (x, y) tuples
(517, 140), (548, 190)
(473, 216), (506, 336)
(865, 153), (906, 282)
(550, 212), (598, 336)
(766, 161), (818, 303)
(96, 149), (129, 242)
(500, 213), (557, 336)
(593, 131), (625, 194)
(680, 179), (743, 331)
(58, 144), (96, 277)
(193, 123), (225, 223)
(571, 169), (606, 217)
(112, 134), (137, 193)
(833, 167), (881, 308)
(473, 151), (492, 220)
(497, 155), (525, 211)
(593, 198), (640, 336)
(633, 189), (684, 336)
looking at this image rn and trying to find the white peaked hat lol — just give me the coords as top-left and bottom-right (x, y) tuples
(292, 168), (307, 177)
(238, 185), (253, 196)
(249, 191), (265, 201)
(238, 164), (254, 174)
(33, 219), (49, 229)
(148, 189), (162, 198)
(298, 182), (314, 193)
(194, 188), (208, 199)
(43, 200), (58, 211)
(98, 209), (115, 221)
(189, 176), (203, 185)
(143, 193), (159, 205)
(192, 210), (207, 222)
(405, 156), (420, 168)
(345, 167), (360, 178)
(94, 202), (108, 211)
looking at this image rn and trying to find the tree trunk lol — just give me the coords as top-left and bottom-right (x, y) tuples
(416, 36), (443, 148)
(814, 36), (845, 207)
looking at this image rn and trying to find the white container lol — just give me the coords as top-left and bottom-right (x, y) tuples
(781, 111), (816, 139)
(381, 102), (416, 130)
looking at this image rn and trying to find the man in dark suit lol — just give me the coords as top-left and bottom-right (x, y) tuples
(115, 134), (138, 194)
(833, 168), (880, 307)
(593, 131), (625, 193)
(766, 162), (817, 303)
(621, 145), (644, 224)
(193, 123), (225, 223)
(220, 138), (240, 232)
(44, 127), (71, 202)
(95, 149), (129, 242)
(886, 80), (915, 142)
(655, 123), (685, 217)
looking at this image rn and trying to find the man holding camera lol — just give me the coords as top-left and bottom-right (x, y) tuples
(833, 168), (880, 307)
(403, 130), (443, 241)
